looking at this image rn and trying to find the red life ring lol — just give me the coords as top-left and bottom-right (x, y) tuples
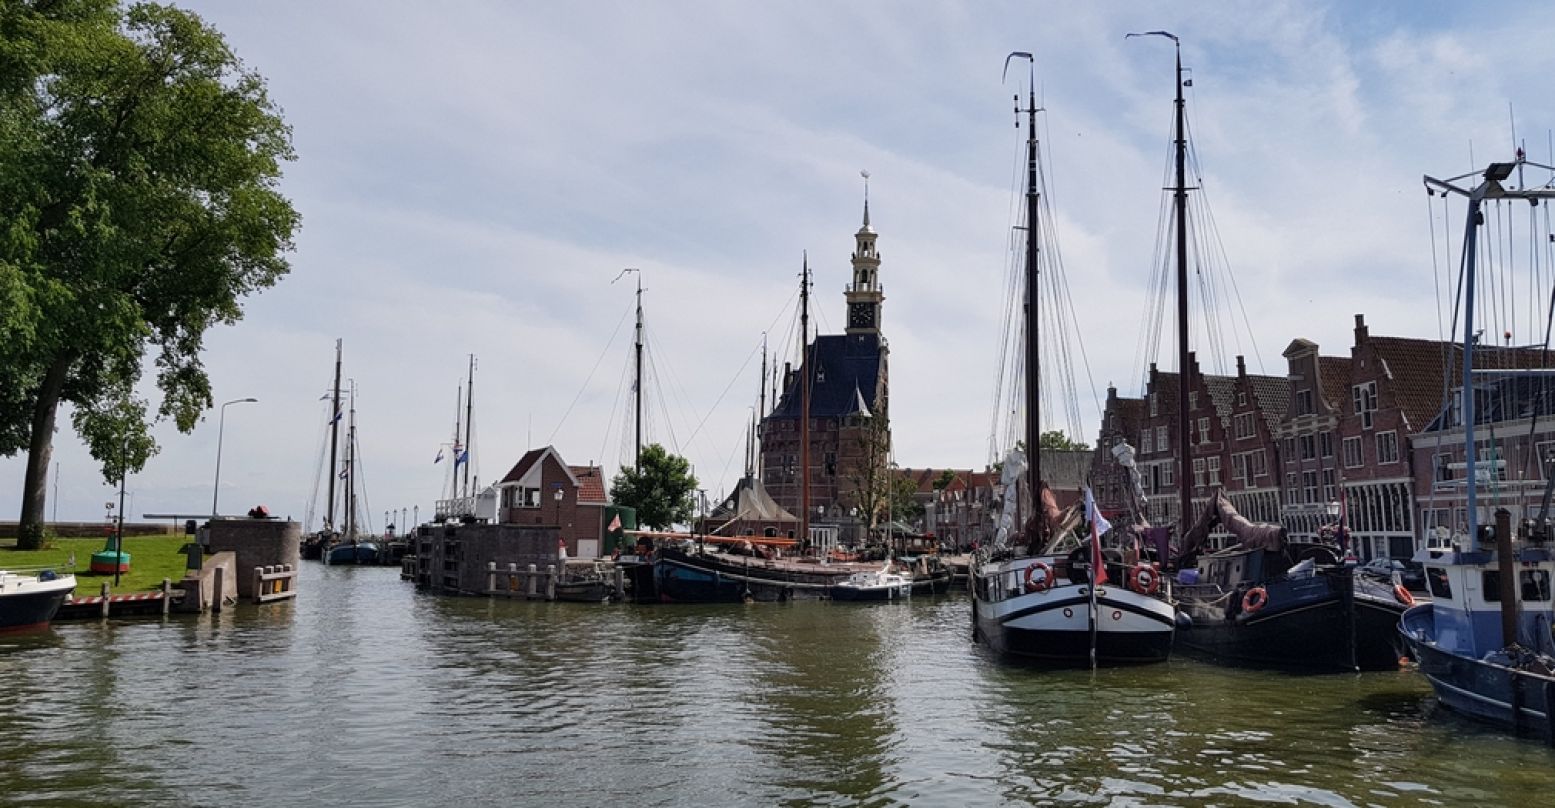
(1024, 561), (1054, 594)
(1394, 584), (1415, 607)
(1128, 563), (1159, 595)
(1242, 586), (1269, 614)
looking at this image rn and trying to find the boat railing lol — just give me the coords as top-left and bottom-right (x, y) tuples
(435, 497), (476, 521)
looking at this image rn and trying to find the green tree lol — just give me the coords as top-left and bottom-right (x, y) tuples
(609, 443), (698, 530)
(1, 2), (299, 548)
(887, 468), (923, 524)
(931, 469), (957, 491)
(845, 412), (891, 535)
(1037, 430), (1090, 451)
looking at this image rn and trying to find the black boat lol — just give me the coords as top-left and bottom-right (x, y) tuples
(653, 541), (854, 603)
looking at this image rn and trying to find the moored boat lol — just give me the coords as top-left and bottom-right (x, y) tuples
(830, 563), (911, 602)
(0, 569), (77, 632)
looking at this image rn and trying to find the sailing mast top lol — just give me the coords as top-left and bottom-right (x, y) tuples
(462, 354), (475, 498)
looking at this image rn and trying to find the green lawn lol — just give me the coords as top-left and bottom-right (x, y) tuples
(0, 535), (191, 597)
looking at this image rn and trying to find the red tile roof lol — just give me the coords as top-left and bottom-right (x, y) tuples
(569, 465), (608, 504)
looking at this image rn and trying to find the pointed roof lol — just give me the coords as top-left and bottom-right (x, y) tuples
(845, 384), (873, 417)
(709, 474), (797, 524)
(498, 446), (580, 487)
(770, 334), (884, 419)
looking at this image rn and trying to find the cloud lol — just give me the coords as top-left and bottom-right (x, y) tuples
(7, 0), (1555, 525)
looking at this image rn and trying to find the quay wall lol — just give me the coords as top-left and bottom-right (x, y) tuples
(1, 521), (174, 539)
(414, 523), (561, 595)
(179, 551), (237, 612)
(206, 519), (301, 599)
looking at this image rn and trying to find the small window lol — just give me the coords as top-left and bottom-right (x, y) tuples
(1426, 567), (1452, 599)
(1522, 569), (1551, 602)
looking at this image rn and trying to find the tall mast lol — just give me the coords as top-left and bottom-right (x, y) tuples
(463, 354), (475, 498)
(757, 336), (767, 482)
(452, 386), (462, 499)
(1018, 64), (1042, 495)
(634, 272), (645, 471)
(346, 381), (357, 537)
(800, 254), (811, 547)
(1172, 40), (1192, 539)
(326, 339), (342, 533)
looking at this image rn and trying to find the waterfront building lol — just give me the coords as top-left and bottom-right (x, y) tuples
(759, 199), (890, 540)
(1092, 386), (1146, 518)
(494, 446), (610, 558)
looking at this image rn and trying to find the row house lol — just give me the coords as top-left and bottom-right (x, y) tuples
(1092, 387), (1146, 518)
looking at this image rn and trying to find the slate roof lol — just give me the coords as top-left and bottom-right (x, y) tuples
(769, 334), (884, 419)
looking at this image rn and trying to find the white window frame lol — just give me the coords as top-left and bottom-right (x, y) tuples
(1353, 381), (1377, 430)
(1342, 436), (1364, 469)
(1156, 425), (1168, 452)
(1208, 456), (1222, 486)
(1193, 457), (1206, 488)
(1198, 417), (1210, 445)
(1376, 430), (1399, 465)
(1141, 428), (1153, 455)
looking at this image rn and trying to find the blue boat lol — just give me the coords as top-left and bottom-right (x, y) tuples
(1397, 157), (1555, 745)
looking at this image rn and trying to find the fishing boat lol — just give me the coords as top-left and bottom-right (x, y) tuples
(1397, 156), (1555, 743)
(971, 51), (1176, 666)
(0, 569), (76, 632)
(830, 562), (911, 602)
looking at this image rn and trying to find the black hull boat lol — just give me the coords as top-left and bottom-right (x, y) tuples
(325, 540), (381, 565)
(1175, 563), (1410, 672)
(653, 546), (851, 603)
(974, 556), (1175, 665)
(0, 570), (77, 632)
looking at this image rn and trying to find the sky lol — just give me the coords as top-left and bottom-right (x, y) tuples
(6, 0), (1555, 528)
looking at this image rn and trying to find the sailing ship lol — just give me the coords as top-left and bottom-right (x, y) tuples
(324, 380), (380, 565)
(1399, 156), (1555, 743)
(1128, 34), (1409, 671)
(971, 51), (1176, 665)
(302, 339), (346, 561)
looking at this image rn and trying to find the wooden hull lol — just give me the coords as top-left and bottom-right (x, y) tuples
(1176, 574), (1407, 671)
(653, 548), (849, 603)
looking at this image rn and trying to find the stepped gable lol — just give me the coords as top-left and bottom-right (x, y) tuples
(1248, 374), (1292, 434)
(771, 334), (884, 418)
(1365, 337), (1458, 434)
(1317, 356), (1352, 411)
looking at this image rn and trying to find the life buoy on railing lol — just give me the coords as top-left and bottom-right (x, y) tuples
(1024, 561), (1054, 594)
(1242, 586), (1269, 614)
(1394, 584), (1415, 607)
(1128, 563), (1159, 595)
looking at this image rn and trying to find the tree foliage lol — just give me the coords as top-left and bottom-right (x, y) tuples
(887, 469), (923, 524)
(1037, 430), (1090, 451)
(1, 1), (299, 547)
(845, 412), (891, 532)
(608, 444), (698, 531)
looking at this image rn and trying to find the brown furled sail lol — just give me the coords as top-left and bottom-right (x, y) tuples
(1177, 490), (1286, 562)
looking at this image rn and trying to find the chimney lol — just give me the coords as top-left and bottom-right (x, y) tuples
(1354, 313), (1369, 345)
(1236, 355), (1246, 377)
(784, 361), (793, 389)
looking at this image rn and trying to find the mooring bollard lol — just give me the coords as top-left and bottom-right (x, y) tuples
(507, 562), (519, 595)
(161, 578), (171, 616)
(486, 561), (497, 594)
(526, 564), (538, 598)
(213, 566), (224, 613)
(254, 567), (264, 600)
(546, 564), (557, 601)
(100, 582), (110, 618)
(614, 567), (625, 600)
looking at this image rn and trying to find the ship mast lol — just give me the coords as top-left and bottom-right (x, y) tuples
(1017, 60), (1042, 506)
(800, 254), (811, 549)
(1171, 39), (1193, 542)
(462, 354), (475, 498)
(326, 339), (342, 534)
(634, 272), (645, 472)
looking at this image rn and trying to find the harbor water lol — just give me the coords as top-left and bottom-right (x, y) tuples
(3, 564), (1553, 806)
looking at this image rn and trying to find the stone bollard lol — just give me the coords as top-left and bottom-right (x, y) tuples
(546, 564), (556, 601)
(213, 566), (225, 613)
(526, 564), (538, 598)
(162, 578), (171, 616)
(487, 561), (497, 594)
(100, 582), (111, 618)
(254, 567), (264, 600)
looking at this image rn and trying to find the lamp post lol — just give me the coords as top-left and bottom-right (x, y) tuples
(212, 397), (259, 519)
(554, 487), (565, 557)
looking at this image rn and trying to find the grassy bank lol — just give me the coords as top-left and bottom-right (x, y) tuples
(0, 536), (191, 596)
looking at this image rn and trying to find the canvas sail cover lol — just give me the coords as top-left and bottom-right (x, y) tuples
(1177, 490), (1286, 560)
(706, 474), (797, 534)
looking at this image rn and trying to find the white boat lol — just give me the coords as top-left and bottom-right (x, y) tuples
(830, 563), (911, 602)
(0, 569), (77, 632)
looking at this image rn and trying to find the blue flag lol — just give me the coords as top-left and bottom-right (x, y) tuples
(329, 409), (342, 425)
(434, 448), (444, 464)
(455, 449), (469, 467)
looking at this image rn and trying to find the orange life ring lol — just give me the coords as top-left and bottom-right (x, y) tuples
(1242, 586), (1269, 614)
(1024, 561), (1054, 594)
(1394, 584), (1415, 607)
(1128, 563), (1159, 595)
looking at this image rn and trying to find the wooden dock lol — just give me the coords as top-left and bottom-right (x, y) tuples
(56, 580), (183, 621)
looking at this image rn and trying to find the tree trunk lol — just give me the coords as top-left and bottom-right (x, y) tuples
(17, 355), (71, 550)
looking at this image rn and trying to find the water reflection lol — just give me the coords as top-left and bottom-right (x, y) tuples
(0, 568), (1552, 806)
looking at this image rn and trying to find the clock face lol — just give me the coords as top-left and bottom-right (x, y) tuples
(849, 302), (875, 329)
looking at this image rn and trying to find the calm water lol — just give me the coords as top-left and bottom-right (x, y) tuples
(2, 564), (1553, 807)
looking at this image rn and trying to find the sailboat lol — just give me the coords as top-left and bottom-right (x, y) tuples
(1133, 34), (1410, 672)
(302, 339), (345, 561)
(1399, 156), (1555, 743)
(970, 52), (1176, 665)
(650, 257), (865, 602)
(324, 380), (380, 565)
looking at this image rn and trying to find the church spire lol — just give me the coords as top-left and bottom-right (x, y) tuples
(861, 169), (871, 229)
(846, 171), (883, 336)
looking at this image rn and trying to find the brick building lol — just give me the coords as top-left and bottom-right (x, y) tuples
(494, 446), (609, 558)
(760, 200), (890, 534)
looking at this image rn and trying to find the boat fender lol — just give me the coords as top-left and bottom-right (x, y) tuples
(1174, 611), (1194, 629)
(1128, 563), (1159, 595)
(1023, 562), (1054, 594)
(1242, 586), (1269, 615)
(1393, 584), (1415, 607)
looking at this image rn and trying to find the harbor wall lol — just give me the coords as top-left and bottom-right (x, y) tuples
(179, 551), (237, 612)
(206, 519), (301, 599)
(1, 521), (175, 539)
(413, 523), (561, 595)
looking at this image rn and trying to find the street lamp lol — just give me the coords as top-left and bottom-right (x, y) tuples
(211, 397), (259, 519)
(554, 487), (565, 556)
